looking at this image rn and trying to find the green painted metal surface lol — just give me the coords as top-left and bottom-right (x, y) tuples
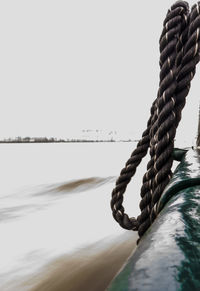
(173, 148), (188, 161)
(158, 149), (200, 213)
(108, 149), (200, 291)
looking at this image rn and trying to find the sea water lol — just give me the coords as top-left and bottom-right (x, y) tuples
(0, 142), (144, 291)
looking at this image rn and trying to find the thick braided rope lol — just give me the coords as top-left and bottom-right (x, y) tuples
(150, 3), (200, 223)
(153, 1), (200, 212)
(137, 2), (189, 236)
(110, 1), (200, 239)
(110, 114), (152, 230)
(150, 3), (189, 217)
(175, 3), (200, 127)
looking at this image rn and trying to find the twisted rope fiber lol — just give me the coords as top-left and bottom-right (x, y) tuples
(137, 3), (188, 235)
(111, 1), (200, 239)
(138, 2), (190, 234)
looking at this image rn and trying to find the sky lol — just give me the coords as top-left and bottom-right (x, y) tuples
(0, 0), (199, 145)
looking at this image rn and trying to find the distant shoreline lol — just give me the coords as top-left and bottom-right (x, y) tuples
(0, 140), (137, 144)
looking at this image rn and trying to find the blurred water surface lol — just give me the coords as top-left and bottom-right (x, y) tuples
(0, 142), (141, 291)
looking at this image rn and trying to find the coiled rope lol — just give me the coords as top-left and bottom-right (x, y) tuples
(111, 1), (200, 240)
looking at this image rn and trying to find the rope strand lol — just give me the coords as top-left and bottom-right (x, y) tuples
(111, 1), (200, 240)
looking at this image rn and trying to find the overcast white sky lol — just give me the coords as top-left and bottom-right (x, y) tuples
(0, 0), (199, 145)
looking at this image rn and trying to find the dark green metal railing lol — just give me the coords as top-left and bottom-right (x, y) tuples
(108, 148), (200, 291)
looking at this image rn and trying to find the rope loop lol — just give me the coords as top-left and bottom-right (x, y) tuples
(111, 1), (200, 239)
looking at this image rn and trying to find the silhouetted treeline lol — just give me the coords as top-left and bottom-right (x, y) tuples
(0, 136), (136, 143)
(0, 137), (65, 143)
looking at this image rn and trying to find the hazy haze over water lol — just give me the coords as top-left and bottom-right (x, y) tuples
(0, 0), (199, 143)
(0, 142), (139, 290)
(0, 0), (199, 290)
